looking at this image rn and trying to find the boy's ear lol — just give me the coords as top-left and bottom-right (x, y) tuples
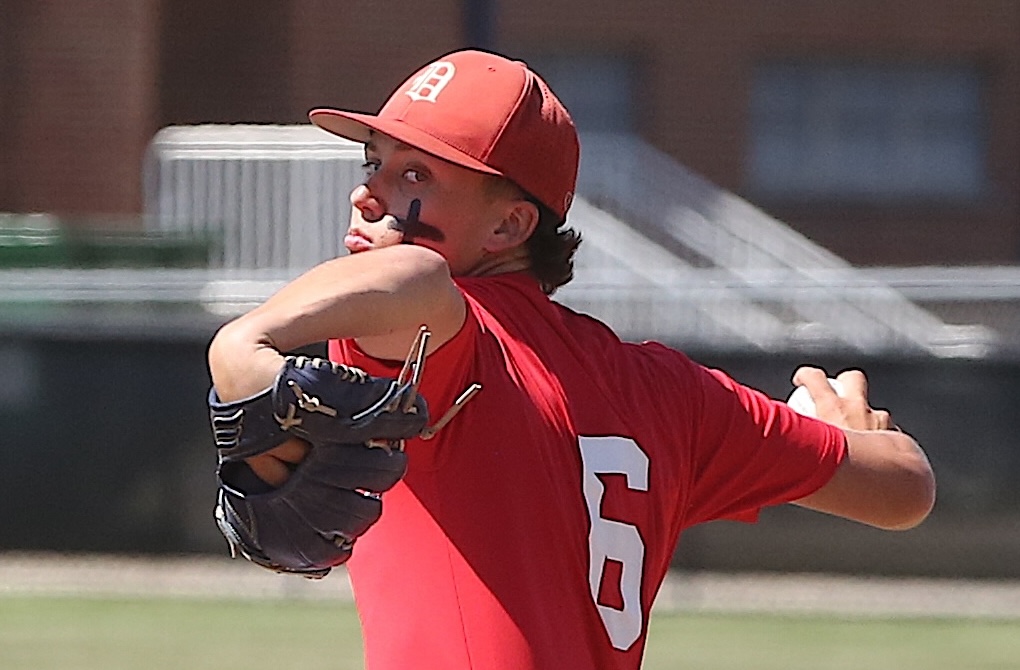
(484, 200), (539, 252)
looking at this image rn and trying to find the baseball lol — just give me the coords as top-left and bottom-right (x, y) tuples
(786, 378), (845, 418)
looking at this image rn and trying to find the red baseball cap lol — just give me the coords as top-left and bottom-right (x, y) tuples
(309, 49), (579, 220)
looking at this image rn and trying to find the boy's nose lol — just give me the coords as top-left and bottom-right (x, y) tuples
(350, 184), (386, 222)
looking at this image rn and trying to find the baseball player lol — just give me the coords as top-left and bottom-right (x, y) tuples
(207, 49), (935, 669)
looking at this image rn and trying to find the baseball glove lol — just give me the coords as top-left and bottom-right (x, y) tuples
(208, 331), (433, 578)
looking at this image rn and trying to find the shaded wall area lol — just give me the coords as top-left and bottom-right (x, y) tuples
(673, 348), (1020, 579)
(3, 1), (1018, 266)
(0, 329), (1016, 578)
(0, 331), (220, 553)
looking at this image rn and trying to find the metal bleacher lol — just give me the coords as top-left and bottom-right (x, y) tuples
(144, 125), (364, 271)
(85, 123), (995, 356)
(571, 133), (995, 355)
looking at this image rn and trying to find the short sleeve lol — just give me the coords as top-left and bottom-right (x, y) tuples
(681, 365), (847, 526)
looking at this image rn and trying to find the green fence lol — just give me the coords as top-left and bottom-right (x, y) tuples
(0, 214), (212, 269)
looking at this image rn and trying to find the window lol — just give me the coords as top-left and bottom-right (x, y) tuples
(747, 62), (987, 202)
(527, 53), (637, 133)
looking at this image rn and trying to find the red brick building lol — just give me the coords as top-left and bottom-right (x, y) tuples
(2, 0), (1018, 265)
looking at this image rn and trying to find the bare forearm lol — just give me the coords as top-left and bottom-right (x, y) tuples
(795, 430), (936, 530)
(246, 246), (457, 349)
(787, 367), (936, 530)
(207, 244), (463, 402)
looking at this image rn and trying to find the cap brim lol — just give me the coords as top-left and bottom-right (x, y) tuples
(309, 108), (501, 178)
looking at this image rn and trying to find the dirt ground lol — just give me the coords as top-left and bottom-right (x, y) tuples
(2, 552), (1019, 619)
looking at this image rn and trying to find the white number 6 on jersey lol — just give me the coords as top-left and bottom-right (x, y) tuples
(578, 435), (648, 651)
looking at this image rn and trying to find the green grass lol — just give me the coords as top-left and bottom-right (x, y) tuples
(0, 596), (1018, 669)
(0, 597), (363, 670)
(646, 612), (1020, 669)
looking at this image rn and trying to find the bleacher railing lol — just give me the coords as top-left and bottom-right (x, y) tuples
(1, 124), (1003, 357)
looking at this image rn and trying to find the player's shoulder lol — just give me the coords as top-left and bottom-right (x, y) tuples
(552, 301), (702, 383)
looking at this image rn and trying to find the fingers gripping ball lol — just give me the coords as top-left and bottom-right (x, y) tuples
(216, 443), (408, 578)
(786, 377), (845, 418)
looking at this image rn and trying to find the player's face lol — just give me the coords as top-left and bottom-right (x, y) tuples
(348, 133), (515, 275)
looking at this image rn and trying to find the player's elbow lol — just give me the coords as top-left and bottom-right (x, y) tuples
(208, 318), (258, 374)
(893, 452), (934, 530)
(858, 434), (937, 531)
(878, 447), (937, 531)
(207, 318), (282, 401)
(796, 431), (936, 531)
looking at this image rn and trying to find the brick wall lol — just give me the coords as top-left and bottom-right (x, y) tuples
(1, 0), (159, 218)
(2, 0), (1018, 264)
(498, 0), (1020, 265)
(286, 0), (465, 120)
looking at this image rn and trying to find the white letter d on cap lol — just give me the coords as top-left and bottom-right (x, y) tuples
(405, 62), (456, 103)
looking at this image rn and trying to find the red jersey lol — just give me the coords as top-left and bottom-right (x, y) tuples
(329, 272), (845, 669)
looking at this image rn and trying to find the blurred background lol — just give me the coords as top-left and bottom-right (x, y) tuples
(1, 0), (1019, 580)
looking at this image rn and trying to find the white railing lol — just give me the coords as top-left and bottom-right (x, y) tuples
(577, 133), (994, 356)
(0, 263), (1008, 356)
(144, 125), (363, 270)
(127, 125), (998, 356)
